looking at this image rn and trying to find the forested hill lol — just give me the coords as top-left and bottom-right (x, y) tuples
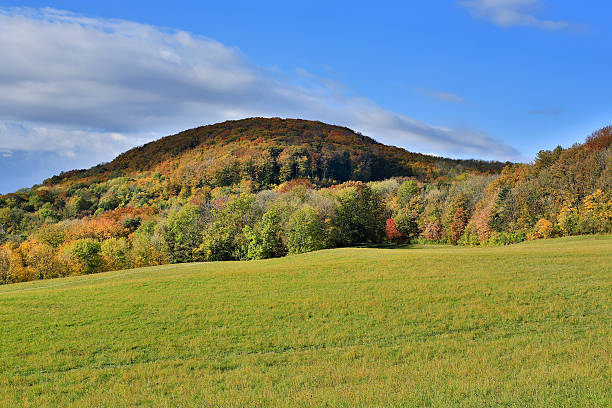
(44, 118), (507, 188)
(0, 120), (609, 285)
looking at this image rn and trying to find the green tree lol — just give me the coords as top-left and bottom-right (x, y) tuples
(38, 203), (61, 222)
(67, 195), (90, 217)
(0, 246), (12, 284)
(286, 206), (327, 254)
(397, 180), (419, 208)
(0, 207), (24, 234)
(394, 208), (419, 240)
(101, 237), (130, 270)
(244, 208), (287, 260)
(164, 205), (206, 263)
(131, 221), (169, 267)
(334, 183), (386, 245)
(35, 223), (66, 248)
(200, 194), (257, 261)
(67, 239), (102, 274)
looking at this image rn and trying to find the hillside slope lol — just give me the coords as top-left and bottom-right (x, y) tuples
(1, 236), (610, 407)
(45, 117), (507, 188)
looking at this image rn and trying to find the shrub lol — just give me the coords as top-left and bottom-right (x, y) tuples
(487, 231), (526, 246)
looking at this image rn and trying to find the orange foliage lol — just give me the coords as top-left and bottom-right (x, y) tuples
(532, 219), (554, 240)
(584, 126), (612, 150)
(276, 179), (315, 193)
(385, 218), (402, 240)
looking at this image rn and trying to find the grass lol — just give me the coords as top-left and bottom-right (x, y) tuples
(1, 235), (610, 407)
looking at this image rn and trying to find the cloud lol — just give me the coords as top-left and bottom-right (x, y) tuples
(0, 7), (520, 177)
(460, 0), (570, 30)
(417, 88), (465, 104)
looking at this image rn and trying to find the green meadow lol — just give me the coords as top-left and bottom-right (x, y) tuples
(1, 235), (610, 407)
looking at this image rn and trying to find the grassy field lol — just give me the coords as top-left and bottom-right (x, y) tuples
(1, 236), (610, 407)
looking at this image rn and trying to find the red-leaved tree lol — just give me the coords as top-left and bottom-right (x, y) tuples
(385, 218), (402, 240)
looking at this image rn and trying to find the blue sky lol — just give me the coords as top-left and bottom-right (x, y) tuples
(0, 1), (610, 193)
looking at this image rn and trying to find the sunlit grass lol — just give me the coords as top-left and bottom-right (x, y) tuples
(1, 235), (610, 407)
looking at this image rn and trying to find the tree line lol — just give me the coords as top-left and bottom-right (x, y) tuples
(0, 126), (610, 284)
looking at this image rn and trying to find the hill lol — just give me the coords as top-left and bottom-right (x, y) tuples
(0, 121), (610, 284)
(1, 236), (610, 407)
(44, 117), (507, 188)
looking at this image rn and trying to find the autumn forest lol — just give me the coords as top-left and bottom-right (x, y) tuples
(0, 118), (610, 284)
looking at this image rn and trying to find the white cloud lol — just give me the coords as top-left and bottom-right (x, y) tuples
(460, 0), (569, 30)
(0, 7), (521, 168)
(417, 88), (465, 104)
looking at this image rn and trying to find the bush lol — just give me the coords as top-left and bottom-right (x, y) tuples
(457, 227), (479, 246)
(486, 231), (526, 246)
